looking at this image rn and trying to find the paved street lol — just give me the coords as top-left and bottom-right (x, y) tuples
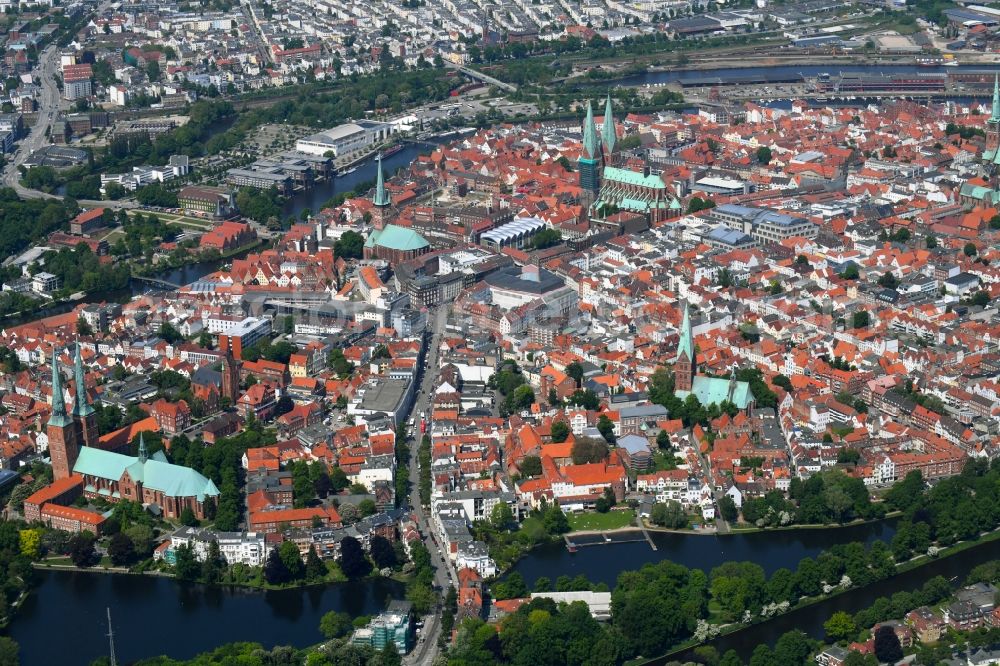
(2, 43), (60, 199)
(404, 306), (453, 665)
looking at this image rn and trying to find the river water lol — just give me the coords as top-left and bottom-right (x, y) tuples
(511, 519), (898, 589)
(282, 142), (438, 220)
(7, 571), (405, 665)
(659, 536), (1000, 664)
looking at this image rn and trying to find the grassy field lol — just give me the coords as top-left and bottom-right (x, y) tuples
(568, 509), (636, 532)
(127, 210), (215, 230)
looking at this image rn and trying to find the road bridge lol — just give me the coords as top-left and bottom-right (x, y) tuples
(131, 275), (181, 291)
(443, 61), (517, 93)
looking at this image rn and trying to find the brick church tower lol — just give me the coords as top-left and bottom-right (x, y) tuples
(220, 350), (240, 404)
(73, 343), (99, 449)
(674, 302), (694, 393)
(48, 349), (80, 480)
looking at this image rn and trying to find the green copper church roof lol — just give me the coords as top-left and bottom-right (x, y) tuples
(48, 349), (73, 428)
(364, 224), (430, 251)
(676, 376), (753, 410)
(602, 93), (616, 154)
(960, 182), (1000, 204)
(620, 197), (650, 212)
(74, 446), (220, 500)
(603, 167), (665, 189)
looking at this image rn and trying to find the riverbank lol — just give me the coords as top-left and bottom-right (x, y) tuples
(30, 558), (422, 594)
(634, 525), (1000, 665)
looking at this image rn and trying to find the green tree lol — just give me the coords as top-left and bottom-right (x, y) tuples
(550, 421), (569, 443)
(263, 547), (291, 585)
(542, 505), (570, 534)
(852, 311), (870, 329)
(565, 361), (584, 387)
(718, 496), (738, 522)
(333, 230), (364, 260)
(198, 540), (223, 584)
(824, 610), (857, 641)
(107, 533), (135, 566)
(491, 501), (514, 530)
(597, 415), (616, 443)
(68, 533), (97, 568)
(338, 536), (371, 578)
(964, 242), (978, 257)
(873, 625), (903, 663)
(174, 543), (200, 581)
(650, 501), (687, 528)
(756, 146), (772, 164)
(0, 637), (16, 666)
(320, 610), (353, 639)
(370, 535), (397, 569)
(519, 455), (542, 478)
(305, 545), (327, 582)
(279, 541), (305, 580)
(179, 506), (198, 527)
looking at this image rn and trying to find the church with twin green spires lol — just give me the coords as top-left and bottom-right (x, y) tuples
(578, 95), (682, 224)
(47, 344), (220, 520)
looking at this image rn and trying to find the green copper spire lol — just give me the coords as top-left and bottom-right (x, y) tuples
(602, 93), (616, 154)
(676, 302), (693, 363)
(72, 343), (94, 418)
(582, 101), (600, 160)
(48, 349), (73, 427)
(373, 155), (391, 208)
(991, 74), (999, 123)
(138, 433), (148, 464)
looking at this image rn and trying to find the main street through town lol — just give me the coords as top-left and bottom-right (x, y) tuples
(404, 305), (453, 665)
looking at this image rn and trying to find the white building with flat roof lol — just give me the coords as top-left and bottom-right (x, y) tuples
(295, 121), (395, 157)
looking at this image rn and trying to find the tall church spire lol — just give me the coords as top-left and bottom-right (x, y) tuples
(49, 349), (72, 427)
(675, 301), (694, 393)
(676, 302), (693, 364)
(72, 343), (94, 418)
(991, 74), (1000, 124)
(138, 433), (148, 464)
(602, 93), (616, 155)
(373, 155), (390, 208)
(582, 101), (600, 160)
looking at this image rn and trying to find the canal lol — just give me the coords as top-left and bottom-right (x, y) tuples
(1, 252), (244, 328)
(7, 571), (405, 665)
(282, 142), (438, 220)
(511, 519), (898, 589)
(657, 536), (1000, 664)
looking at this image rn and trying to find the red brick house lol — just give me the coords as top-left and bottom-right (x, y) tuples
(238, 384), (276, 421)
(276, 401), (322, 438)
(150, 398), (192, 436)
(248, 506), (341, 534)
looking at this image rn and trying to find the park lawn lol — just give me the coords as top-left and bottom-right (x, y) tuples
(568, 509), (636, 532)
